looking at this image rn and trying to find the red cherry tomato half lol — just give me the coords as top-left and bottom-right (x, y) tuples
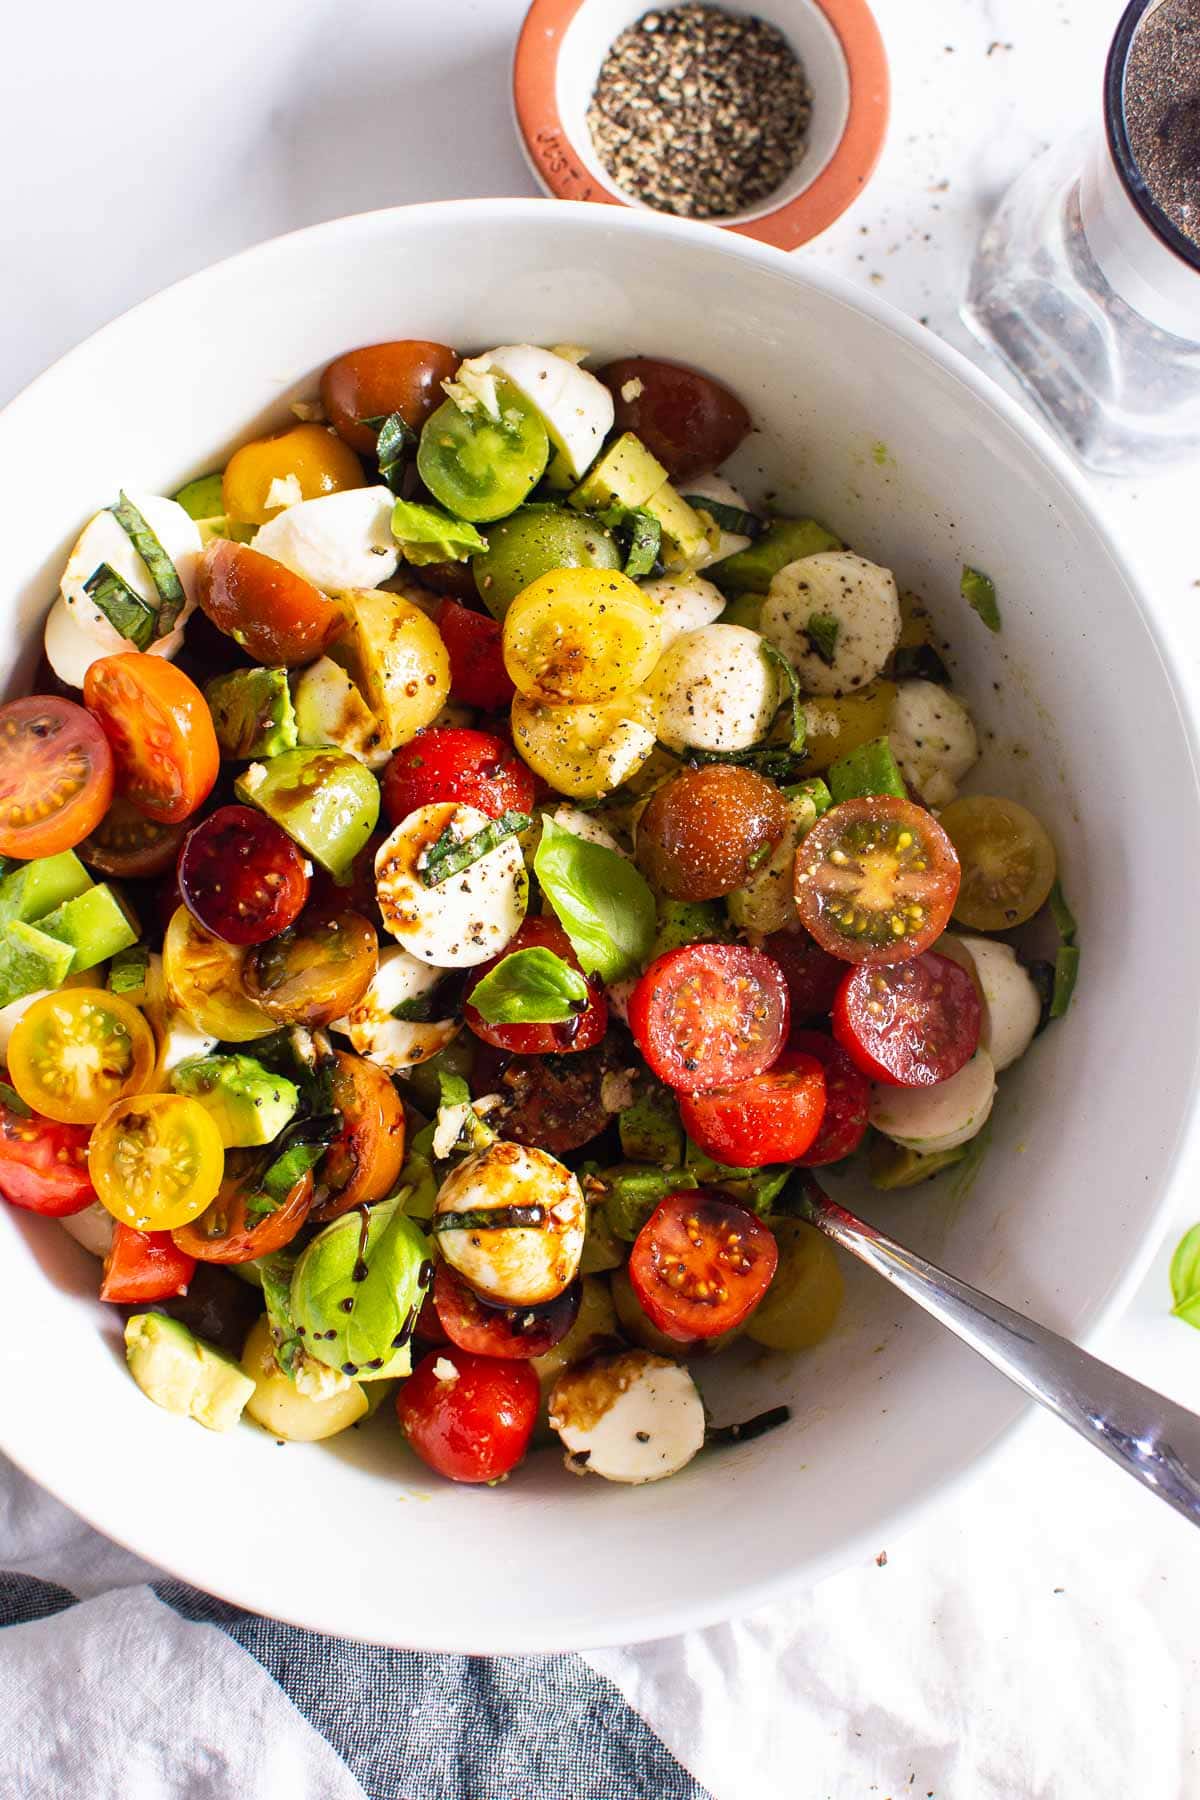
(0, 1094), (94, 1216)
(437, 599), (516, 712)
(83, 654), (219, 825)
(833, 950), (982, 1088)
(196, 540), (345, 668)
(413, 1287), (450, 1348)
(464, 915), (606, 1056)
(597, 357), (752, 482)
(629, 1190), (779, 1340)
(628, 943), (789, 1092)
(0, 695), (114, 859)
(178, 804), (310, 945)
(765, 930), (846, 1030)
(396, 1346), (540, 1484)
(789, 1031), (871, 1166)
(99, 1224), (195, 1304)
(680, 1050), (826, 1168)
(433, 1261), (582, 1360)
(794, 795), (960, 966)
(382, 727), (535, 827)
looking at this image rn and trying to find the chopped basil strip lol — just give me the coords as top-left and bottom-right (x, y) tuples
(258, 1251), (303, 1379)
(419, 809), (530, 888)
(263, 1138), (328, 1202)
(0, 1081), (30, 1118)
(961, 565), (1001, 632)
(804, 612), (840, 667)
(372, 411), (418, 493)
(1050, 943), (1080, 1019)
(760, 642), (806, 755)
(682, 496), (764, 539)
(596, 504), (662, 579)
(83, 564), (158, 651)
(467, 945), (589, 1026)
(392, 990), (439, 1023)
(892, 643), (950, 684)
(534, 816), (656, 982)
(707, 1405), (791, 1446)
(110, 491), (187, 634)
(432, 1204), (548, 1234)
(1049, 879), (1078, 944)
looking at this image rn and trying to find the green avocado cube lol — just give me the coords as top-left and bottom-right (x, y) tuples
(0, 852), (92, 926)
(645, 481), (711, 570)
(711, 518), (843, 594)
(619, 1084), (684, 1168)
(828, 736), (907, 804)
(37, 883), (139, 972)
(170, 1053), (299, 1148)
(125, 1313), (255, 1433)
(173, 471), (225, 521)
(603, 1164), (699, 1242)
(650, 899), (732, 960)
(568, 432), (668, 513)
(206, 667), (299, 761)
(0, 920), (75, 1008)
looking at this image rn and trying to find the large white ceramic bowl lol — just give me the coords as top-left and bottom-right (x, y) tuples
(1, 200), (1198, 1653)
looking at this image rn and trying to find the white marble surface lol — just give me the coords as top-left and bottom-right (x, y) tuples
(2, 0), (1200, 1790)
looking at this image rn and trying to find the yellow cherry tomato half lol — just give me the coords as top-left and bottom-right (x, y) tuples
(511, 693), (657, 798)
(502, 568), (663, 706)
(162, 905), (277, 1043)
(89, 1093), (225, 1231)
(8, 988), (156, 1125)
(938, 795), (1057, 932)
(222, 423), (366, 526)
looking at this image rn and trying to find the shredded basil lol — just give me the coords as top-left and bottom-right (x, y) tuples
(805, 612), (840, 667)
(370, 411), (418, 493)
(961, 565), (1001, 632)
(682, 495), (764, 539)
(761, 641), (806, 754)
(432, 1203), (548, 1234)
(109, 491), (187, 633)
(595, 504), (662, 579)
(707, 1405), (791, 1446)
(258, 1251), (303, 1379)
(82, 564), (158, 650)
(0, 1081), (30, 1118)
(892, 643), (951, 684)
(419, 809), (530, 888)
(392, 990), (439, 1023)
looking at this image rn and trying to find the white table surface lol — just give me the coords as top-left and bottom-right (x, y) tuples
(3, 0), (1200, 1791)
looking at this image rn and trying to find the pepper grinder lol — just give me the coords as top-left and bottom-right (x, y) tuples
(964, 0), (1200, 475)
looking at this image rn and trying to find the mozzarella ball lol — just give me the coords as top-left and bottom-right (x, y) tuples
(761, 550), (900, 698)
(956, 936), (1041, 1071)
(49, 493), (201, 687)
(869, 1049), (997, 1155)
(252, 486), (399, 592)
(549, 1350), (706, 1484)
(332, 945), (459, 1070)
(375, 803), (528, 968)
(435, 1141), (585, 1305)
(888, 680), (979, 808)
(647, 623), (780, 754)
(639, 573), (725, 650)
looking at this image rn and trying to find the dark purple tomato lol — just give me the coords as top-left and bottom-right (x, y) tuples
(178, 804), (310, 945)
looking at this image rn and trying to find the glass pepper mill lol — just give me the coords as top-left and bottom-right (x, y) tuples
(964, 0), (1200, 475)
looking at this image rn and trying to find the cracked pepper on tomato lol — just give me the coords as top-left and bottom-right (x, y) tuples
(1, 338), (1072, 1485)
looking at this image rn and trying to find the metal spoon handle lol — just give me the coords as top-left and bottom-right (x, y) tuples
(797, 1185), (1200, 1527)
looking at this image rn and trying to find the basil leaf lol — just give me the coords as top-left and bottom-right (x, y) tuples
(110, 491), (187, 633)
(682, 496), (765, 539)
(0, 1081), (30, 1118)
(289, 1190), (427, 1379)
(707, 1405), (791, 1446)
(1171, 1224), (1200, 1328)
(420, 809), (530, 888)
(390, 498), (487, 567)
(467, 945), (589, 1025)
(258, 1251), (303, 1379)
(961, 565), (1001, 632)
(1050, 943), (1080, 1019)
(595, 504), (662, 579)
(83, 564), (158, 650)
(373, 411), (419, 493)
(760, 641), (806, 755)
(805, 612), (840, 666)
(262, 1138), (328, 1202)
(534, 815), (655, 981)
(1049, 879), (1078, 945)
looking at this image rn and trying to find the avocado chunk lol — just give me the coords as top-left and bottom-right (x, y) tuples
(569, 432), (668, 513)
(645, 482), (711, 570)
(173, 472), (225, 521)
(619, 1083), (684, 1167)
(289, 1189), (428, 1380)
(0, 920), (75, 1008)
(868, 1134), (968, 1189)
(828, 736), (907, 804)
(235, 748), (380, 880)
(37, 883), (139, 971)
(108, 943), (150, 1001)
(205, 667), (299, 761)
(171, 1053), (299, 1148)
(685, 1140), (792, 1215)
(601, 1163), (698, 1242)
(0, 852), (92, 926)
(290, 657), (386, 766)
(125, 1312), (255, 1432)
(712, 518), (843, 594)
(650, 899), (732, 959)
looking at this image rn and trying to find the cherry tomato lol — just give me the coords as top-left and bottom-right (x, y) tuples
(178, 805), (310, 946)
(382, 727), (534, 826)
(433, 1261), (581, 1360)
(680, 1050), (826, 1168)
(628, 943), (789, 1092)
(321, 340), (460, 455)
(222, 423), (366, 525)
(396, 1346), (539, 1484)
(470, 1040), (616, 1154)
(765, 930), (845, 1029)
(311, 1050), (406, 1222)
(938, 795), (1057, 932)
(833, 950), (982, 1088)
(597, 356), (752, 482)
(629, 1190), (778, 1340)
(0, 1095), (94, 1217)
(89, 1093), (225, 1232)
(463, 915), (607, 1055)
(99, 1224), (195, 1304)
(0, 695), (113, 858)
(196, 540), (345, 667)
(79, 796), (185, 879)
(243, 908), (378, 1027)
(793, 795), (960, 965)
(172, 1158), (313, 1263)
(788, 1031), (871, 1166)
(436, 599), (516, 711)
(636, 765), (790, 902)
(84, 654), (219, 825)
(8, 989), (156, 1126)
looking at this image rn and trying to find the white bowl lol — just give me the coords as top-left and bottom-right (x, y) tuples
(1, 199), (1197, 1653)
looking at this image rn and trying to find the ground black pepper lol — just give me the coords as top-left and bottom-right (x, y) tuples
(587, 4), (812, 220)
(1124, 0), (1200, 247)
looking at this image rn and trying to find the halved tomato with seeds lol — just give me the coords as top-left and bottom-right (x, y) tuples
(833, 950), (981, 1087)
(0, 695), (113, 858)
(84, 654), (218, 824)
(793, 795), (959, 965)
(628, 1190), (778, 1340)
(627, 943), (788, 1092)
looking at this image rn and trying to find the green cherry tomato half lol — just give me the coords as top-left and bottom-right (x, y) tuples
(417, 383), (549, 524)
(472, 504), (622, 619)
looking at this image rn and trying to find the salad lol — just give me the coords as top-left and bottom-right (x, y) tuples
(0, 339), (1076, 1488)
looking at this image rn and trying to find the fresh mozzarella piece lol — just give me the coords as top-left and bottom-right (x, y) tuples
(639, 573), (725, 649)
(726, 791), (812, 935)
(332, 945), (459, 1070)
(50, 492), (201, 687)
(435, 1141), (586, 1305)
(375, 803), (528, 968)
(679, 473), (753, 562)
(546, 805), (624, 855)
(956, 936), (1041, 1071)
(476, 345), (614, 482)
(59, 1203), (115, 1260)
(44, 594), (190, 690)
(761, 550), (900, 698)
(143, 952), (218, 1080)
(887, 680), (979, 808)
(549, 1349), (706, 1485)
(869, 1049), (997, 1155)
(252, 486), (398, 592)
(647, 623), (780, 754)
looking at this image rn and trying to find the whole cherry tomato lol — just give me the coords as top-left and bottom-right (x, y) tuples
(437, 599), (516, 711)
(382, 727), (534, 825)
(597, 356), (752, 482)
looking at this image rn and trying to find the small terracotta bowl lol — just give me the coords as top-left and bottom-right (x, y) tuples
(513, 0), (889, 249)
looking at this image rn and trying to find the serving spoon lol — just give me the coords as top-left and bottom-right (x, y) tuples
(794, 1180), (1200, 1526)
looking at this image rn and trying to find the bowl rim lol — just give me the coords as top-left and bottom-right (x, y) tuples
(3, 196), (1199, 1651)
(512, 0), (890, 248)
